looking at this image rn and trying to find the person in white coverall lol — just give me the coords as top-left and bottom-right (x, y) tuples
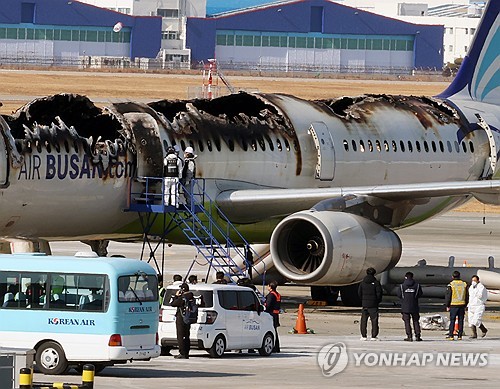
(468, 275), (488, 339)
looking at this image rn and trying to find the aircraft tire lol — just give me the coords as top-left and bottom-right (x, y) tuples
(339, 283), (362, 307)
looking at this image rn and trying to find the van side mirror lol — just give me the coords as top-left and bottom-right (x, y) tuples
(258, 304), (265, 314)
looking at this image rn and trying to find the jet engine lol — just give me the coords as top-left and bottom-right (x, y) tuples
(270, 210), (402, 285)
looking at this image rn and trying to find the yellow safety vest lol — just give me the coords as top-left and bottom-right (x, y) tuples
(449, 280), (467, 305)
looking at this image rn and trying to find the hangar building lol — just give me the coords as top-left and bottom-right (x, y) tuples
(0, 0), (161, 65)
(188, 0), (444, 73)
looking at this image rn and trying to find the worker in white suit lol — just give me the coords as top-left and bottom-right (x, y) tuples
(467, 275), (488, 339)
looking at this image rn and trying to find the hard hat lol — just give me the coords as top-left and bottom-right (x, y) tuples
(166, 146), (175, 154)
(185, 146), (194, 154)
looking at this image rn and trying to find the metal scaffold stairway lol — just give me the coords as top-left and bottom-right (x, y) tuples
(126, 177), (265, 286)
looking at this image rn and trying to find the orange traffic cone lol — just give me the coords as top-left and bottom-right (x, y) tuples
(295, 303), (307, 334)
(453, 317), (459, 335)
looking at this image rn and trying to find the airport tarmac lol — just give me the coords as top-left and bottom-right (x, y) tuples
(33, 211), (500, 388)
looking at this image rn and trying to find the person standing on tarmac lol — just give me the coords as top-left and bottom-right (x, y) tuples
(396, 272), (423, 342)
(163, 146), (183, 207)
(170, 283), (193, 359)
(468, 275), (488, 339)
(445, 270), (468, 340)
(265, 280), (281, 353)
(358, 267), (383, 341)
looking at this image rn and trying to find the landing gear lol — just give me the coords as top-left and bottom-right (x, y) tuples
(339, 283), (362, 307)
(310, 286), (339, 305)
(310, 283), (362, 307)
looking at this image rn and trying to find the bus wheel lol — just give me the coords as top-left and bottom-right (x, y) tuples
(36, 341), (68, 375)
(209, 335), (226, 358)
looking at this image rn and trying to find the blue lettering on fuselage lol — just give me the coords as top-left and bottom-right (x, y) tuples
(18, 154), (135, 180)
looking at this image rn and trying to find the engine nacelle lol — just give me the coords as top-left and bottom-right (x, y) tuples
(270, 210), (402, 285)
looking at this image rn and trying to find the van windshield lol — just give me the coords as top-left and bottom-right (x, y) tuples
(164, 288), (213, 308)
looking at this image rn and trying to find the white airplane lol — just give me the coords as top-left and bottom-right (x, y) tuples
(0, 1), (499, 305)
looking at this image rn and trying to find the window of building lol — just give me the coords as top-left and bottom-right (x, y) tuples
(470, 28), (476, 35)
(118, 8), (131, 14)
(449, 45), (453, 52)
(162, 31), (180, 40)
(21, 2), (35, 23)
(157, 9), (179, 18)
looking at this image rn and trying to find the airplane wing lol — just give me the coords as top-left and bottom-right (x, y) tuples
(216, 179), (500, 224)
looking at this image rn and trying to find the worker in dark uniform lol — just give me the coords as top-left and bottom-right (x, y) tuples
(169, 282), (193, 359)
(358, 267), (383, 341)
(163, 146), (183, 207)
(213, 271), (227, 284)
(396, 271), (423, 341)
(445, 270), (468, 340)
(265, 280), (281, 353)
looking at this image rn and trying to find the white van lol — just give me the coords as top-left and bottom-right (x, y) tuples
(158, 284), (275, 357)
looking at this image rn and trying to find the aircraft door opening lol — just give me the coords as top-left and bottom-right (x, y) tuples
(309, 122), (335, 181)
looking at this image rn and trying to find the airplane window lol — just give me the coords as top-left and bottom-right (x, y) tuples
(343, 140), (349, 151)
(258, 136), (265, 151)
(375, 140), (381, 152)
(351, 140), (357, 152)
(367, 140), (373, 152)
(265, 134), (274, 151)
(399, 140), (405, 152)
(207, 139), (213, 152)
(35, 140), (42, 153)
(447, 141), (452, 152)
(214, 137), (221, 152)
(73, 141), (79, 153)
(439, 141), (444, 152)
(423, 141), (429, 152)
(454, 141), (460, 152)
(181, 140), (186, 151)
(431, 141), (437, 152)
(469, 141), (474, 153)
(250, 139), (257, 151)
(415, 141), (421, 152)
(198, 140), (204, 152)
(407, 141), (413, 152)
(227, 138), (235, 152)
(276, 138), (282, 152)
(241, 137), (248, 151)
(283, 138), (290, 151)
(462, 142), (467, 153)
(45, 141), (51, 153)
(359, 140), (365, 152)
(391, 140), (397, 152)
(384, 140), (389, 152)
(64, 141), (70, 153)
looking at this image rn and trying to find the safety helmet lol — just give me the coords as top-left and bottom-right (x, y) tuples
(166, 146), (176, 155)
(184, 146), (194, 154)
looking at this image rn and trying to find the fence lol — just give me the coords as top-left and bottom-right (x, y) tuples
(0, 54), (443, 78)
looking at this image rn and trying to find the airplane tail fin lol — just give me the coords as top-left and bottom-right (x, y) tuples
(438, 0), (499, 105)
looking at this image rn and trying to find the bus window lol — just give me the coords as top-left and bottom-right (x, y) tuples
(118, 273), (158, 302)
(76, 274), (108, 312)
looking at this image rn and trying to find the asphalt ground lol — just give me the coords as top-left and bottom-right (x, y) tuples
(29, 211), (500, 388)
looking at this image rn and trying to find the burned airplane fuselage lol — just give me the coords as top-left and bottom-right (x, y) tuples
(0, 91), (496, 242)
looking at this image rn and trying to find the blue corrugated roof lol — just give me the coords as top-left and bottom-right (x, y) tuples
(206, 0), (283, 16)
